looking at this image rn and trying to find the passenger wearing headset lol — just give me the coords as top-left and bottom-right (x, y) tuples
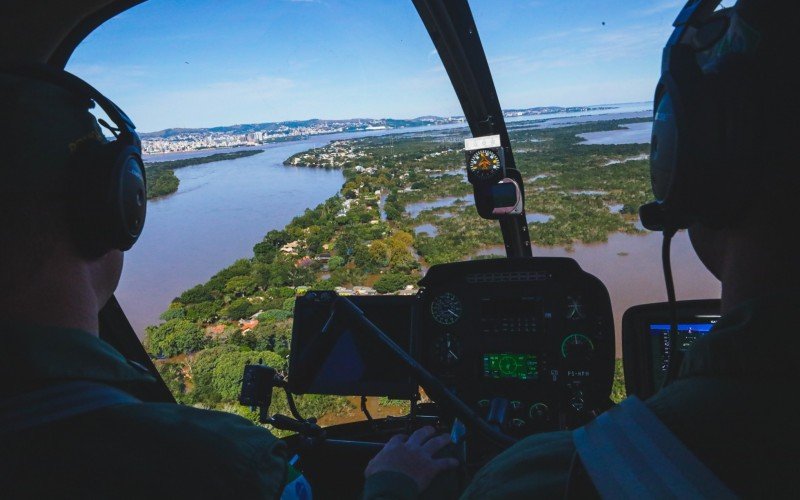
(0, 69), (293, 497)
(364, 1), (798, 497)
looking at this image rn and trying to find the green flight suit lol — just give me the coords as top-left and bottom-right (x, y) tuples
(0, 323), (288, 499)
(364, 293), (800, 498)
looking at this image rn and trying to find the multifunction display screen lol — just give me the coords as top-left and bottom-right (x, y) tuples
(482, 353), (539, 380)
(650, 322), (714, 386)
(289, 294), (415, 398)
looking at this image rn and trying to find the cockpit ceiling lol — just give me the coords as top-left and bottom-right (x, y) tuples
(0, 0), (144, 66)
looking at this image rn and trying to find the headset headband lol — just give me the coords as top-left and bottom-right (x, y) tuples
(0, 63), (139, 142)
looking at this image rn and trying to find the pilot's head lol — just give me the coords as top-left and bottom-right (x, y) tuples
(684, 2), (796, 285)
(0, 74), (123, 318)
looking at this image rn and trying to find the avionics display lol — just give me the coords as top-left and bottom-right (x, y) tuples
(621, 299), (720, 399)
(289, 294), (415, 398)
(482, 353), (538, 380)
(650, 322), (714, 386)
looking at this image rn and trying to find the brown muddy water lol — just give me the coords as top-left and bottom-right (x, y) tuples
(472, 230), (720, 355)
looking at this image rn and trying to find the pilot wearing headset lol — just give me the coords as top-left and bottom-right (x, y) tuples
(364, 1), (798, 497)
(0, 71), (292, 497)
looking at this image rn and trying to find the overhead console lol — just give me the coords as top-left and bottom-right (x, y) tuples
(622, 299), (721, 399)
(289, 257), (615, 440)
(418, 257), (615, 435)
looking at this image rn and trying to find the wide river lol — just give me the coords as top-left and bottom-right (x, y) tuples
(117, 104), (719, 353)
(121, 122), (494, 335)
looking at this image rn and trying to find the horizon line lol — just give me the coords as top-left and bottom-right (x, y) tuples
(138, 100), (653, 135)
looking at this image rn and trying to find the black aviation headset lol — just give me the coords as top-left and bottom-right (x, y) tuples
(639, 0), (772, 233)
(635, 0), (782, 386)
(1, 63), (147, 256)
(565, 6), (781, 494)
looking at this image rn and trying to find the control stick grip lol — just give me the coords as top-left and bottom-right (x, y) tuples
(486, 398), (509, 430)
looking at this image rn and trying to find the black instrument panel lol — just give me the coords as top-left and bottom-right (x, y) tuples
(288, 257), (615, 438)
(418, 257), (615, 434)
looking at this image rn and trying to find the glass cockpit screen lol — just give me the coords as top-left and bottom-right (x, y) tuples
(482, 353), (539, 380)
(650, 322), (714, 386)
(289, 293), (415, 399)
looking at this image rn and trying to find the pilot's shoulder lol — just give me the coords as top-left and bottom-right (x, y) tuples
(463, 431), (574, 499)
(116, 401), (286, 455)
(107, 402), (288, 493)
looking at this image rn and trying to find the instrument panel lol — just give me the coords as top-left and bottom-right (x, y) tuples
(418, 257), (615, 434)
(288, 257), (615, 439)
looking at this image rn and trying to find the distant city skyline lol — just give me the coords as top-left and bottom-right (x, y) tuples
(67, 0), (680, 133)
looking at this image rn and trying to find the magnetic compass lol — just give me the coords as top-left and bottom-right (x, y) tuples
(467, 149), (502, 181)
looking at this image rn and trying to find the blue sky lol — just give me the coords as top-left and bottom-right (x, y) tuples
(67, 0), (684, 132)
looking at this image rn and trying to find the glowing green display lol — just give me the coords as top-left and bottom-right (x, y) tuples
(482, 353), (538, 380)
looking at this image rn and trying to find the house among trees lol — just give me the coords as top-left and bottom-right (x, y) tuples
(280, 240), (300, 254)
(238, 319), (259, 333)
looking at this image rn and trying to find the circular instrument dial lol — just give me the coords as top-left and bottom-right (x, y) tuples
(560, 333), (595, 359)
(467, 149), (501, 180)
(528, 402), (550, 420)
(433, 333), (461, 367)
(430, 292), (462, 325)
(565, 296), (585, 320)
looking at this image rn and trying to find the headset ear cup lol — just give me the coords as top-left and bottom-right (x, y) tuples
(688, 73), (726, 225)
(692, 56), (761, 228)
(112, 145), (147, 251)
(66, 141), (147, 257)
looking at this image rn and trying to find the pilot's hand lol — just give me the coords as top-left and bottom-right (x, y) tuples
(365, 426), (459, 493)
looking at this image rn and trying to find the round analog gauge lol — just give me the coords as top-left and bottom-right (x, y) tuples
(433, 333), (461, 367)
(565, 296), (585, 320)
(528, 402), (550, 420)
(560, 333), (595, 359)
(468, 149), (501, 179)
(430, 292), (463, 325)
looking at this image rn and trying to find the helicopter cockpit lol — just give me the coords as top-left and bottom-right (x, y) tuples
(5, 0), (792, 498)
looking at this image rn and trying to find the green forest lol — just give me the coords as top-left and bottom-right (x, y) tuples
(145, 118), (651, 428)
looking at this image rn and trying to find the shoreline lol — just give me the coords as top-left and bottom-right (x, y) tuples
(141, 104), (652, 161)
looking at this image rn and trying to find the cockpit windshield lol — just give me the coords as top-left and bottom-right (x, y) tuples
(66, 0), (719, 429)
